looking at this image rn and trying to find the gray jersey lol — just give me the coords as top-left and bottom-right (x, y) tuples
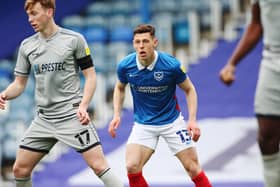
(15, 27), (92, 119)
(252, 0), (280, 46)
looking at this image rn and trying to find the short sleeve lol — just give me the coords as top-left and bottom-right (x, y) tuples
(117, 61), (128, 84)
(14, 42), (31, 76)
(74, 33), (94, 70)
(75, 34), (91, 59)
(174, 59), (187, 84)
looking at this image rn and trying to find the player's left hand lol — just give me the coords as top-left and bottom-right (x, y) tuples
(219, 63), (236, 85)
(77, 106), (90, 125)
(108, 116), (121, 138)
(187, 121), (201, 142)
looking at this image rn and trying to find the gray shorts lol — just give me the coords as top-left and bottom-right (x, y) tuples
(20, 114), (101, 153)
(254, 50), (280, 116)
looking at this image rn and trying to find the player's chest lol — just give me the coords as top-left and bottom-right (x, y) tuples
(28, 40), (74, 65)
(126, 69), (174, 86)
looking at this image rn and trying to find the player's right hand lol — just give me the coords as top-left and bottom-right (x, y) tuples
(108, 117), (121, 138)
(187, 121), (201, 142)
(0, 93), (7, 110)
(219, 63), (236, 86)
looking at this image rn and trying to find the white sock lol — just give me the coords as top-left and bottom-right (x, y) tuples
(98, 168), (124, 187)
(262, 152), (280, 187)
(15, 177), (32, 187)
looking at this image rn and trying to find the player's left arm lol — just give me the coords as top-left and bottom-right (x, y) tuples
(75, 33), (96, 124)
(81, 66), (96, 109)
(78, 66), (96, 125)
(178, 78), (201, 142)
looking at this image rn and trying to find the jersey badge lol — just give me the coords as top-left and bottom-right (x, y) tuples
(180, 65), (186, 73)
(85, 47), (91, 56)
(154, 71), (164, 81)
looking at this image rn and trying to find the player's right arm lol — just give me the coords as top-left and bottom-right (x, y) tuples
(108, 80), (126, 138)
(0, 75), (28, 110)
(219, 2), (262, 85)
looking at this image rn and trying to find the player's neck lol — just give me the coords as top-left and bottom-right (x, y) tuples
(139, 52), (156, 67)
(140, 60), (152, 67)
(40, 21), (59, 39)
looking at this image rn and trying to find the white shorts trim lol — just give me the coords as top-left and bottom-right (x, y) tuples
(127, 114), (195, 155)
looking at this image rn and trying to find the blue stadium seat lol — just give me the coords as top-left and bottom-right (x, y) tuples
(61, 15), (85, 33)
(151, 0), (178, 13)
(89, 43), (107, 73)
(0, 68), (12, 91)
(108, 15), (128, 29)
(85, 15), (108, 28)
(0, 76), (11, 92)
(173, 20), (190, 45)
(109, 26), (133, 43)
(2, 120), (27, 159)
(0, 59), (14, 72)
(111, 1), (132, 16)
(129, 14), (142, 28)
(83, 26), (109, 43)
(85, 1), (112, 17)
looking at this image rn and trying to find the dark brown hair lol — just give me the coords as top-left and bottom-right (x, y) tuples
(133, 24), (155, 37)
(24, 0), (55, 12)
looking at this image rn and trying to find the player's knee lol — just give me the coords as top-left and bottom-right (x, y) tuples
(126, 161), (142, 173)
(91, 164), (108, 175)
(87, 158), (108, 175)
(13, 163), (32, 178)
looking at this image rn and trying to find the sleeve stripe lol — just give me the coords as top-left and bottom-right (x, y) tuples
(14, 70), (30, 76)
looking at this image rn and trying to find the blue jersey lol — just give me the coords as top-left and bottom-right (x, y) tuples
(117, 51), (187, 125)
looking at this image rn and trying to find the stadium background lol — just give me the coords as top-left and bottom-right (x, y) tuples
(0, 0), (264, 186)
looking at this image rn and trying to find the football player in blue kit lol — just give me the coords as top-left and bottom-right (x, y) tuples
(109, 24), (211, 187)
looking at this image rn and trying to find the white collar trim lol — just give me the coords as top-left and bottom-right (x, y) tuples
(136, 51), (158, 71)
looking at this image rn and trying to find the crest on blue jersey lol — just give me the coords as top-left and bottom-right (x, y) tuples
(154, 71), (164, 81)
